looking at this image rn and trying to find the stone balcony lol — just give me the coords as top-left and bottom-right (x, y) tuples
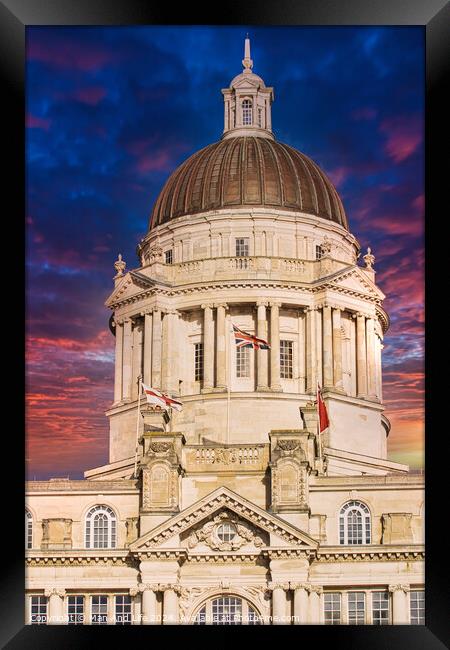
(142, 255), (350, 287)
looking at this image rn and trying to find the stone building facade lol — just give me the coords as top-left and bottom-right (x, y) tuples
(25, 38), (424, 625)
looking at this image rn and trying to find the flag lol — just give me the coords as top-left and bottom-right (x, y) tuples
(232, 324), (270, 350)
(317, 384), (329, 433)
(141, 384), (183, 411)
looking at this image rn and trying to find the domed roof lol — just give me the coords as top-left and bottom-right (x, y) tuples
(149, 136), (348, 231)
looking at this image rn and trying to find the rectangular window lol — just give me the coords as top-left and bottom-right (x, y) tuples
(316, 245), (323, 260)
(372, 591), (389, 625)
(91, 595), (108, 625)
(258, 107), (262, 127)
(235, 238), (249, 257)
(30, 596), (47, 625)
(348, 592), (366, 624)
(410, 590), (425, 625)
(115, 595), (132, 625)
(194, 342), (204, 381)
(236, 346), (250, 378)
(165, 249), (173, 264)
(280, 340), (293, 379)
(67, 595), (84, 625)
(324, 593), (341, 625)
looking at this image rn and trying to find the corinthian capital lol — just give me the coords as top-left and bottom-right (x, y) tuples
(44, 587), (66, 598)
(268, 582), (290, 591)
(388, 584), (410, 594)
(138, 583), (159, 593)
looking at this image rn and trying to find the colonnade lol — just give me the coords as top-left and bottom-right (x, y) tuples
(112, 303), (382, 405)
(31, 581), (412, 624)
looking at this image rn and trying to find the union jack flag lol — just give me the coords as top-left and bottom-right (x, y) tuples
(232, 324), (270, 350)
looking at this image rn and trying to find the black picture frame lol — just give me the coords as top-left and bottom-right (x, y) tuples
(5, 1), (448, 647)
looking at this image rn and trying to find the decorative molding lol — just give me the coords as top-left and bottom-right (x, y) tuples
(388, 584), (410, 594)
(44, 588), (66, 598)
(186, 510), (265, 552)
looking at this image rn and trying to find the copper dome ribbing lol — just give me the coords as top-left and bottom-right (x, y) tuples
(149, 136), (348, 230)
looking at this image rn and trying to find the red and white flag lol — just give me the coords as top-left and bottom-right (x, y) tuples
(316, 383), (329, 433)
(141, 384), (183, 412)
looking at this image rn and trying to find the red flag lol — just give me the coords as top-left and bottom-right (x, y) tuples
(317, 384), (329, 433)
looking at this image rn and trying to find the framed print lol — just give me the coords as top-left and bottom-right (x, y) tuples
(3, 0), (448, 646)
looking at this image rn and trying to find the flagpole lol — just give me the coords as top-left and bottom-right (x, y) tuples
(133, 375), (142, 479)
(317, 383), (323, 463)
(169, 405), (173, 433)
(226, 315), (231, 446)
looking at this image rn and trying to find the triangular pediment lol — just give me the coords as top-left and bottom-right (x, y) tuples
(318, 265), (384, 300)
(104, 270), (161, 307)
(130, 486), (318, 552)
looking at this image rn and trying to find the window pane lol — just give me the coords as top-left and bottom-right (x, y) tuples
(242, 100), (252, 125)
(324, 593), (341, 625)
(235, 238), (249, 257)
(236, 346), (250, 378)
(280, 340), (293, 379)
(372, 591), (389, 625)
(410, 590), (425, 625)
(68, 595), (84, 625)
(165, 249), (173, 264)
(115, 595), (132, 625)
(212, 596), (243, 625)
(30, 596), (47, 625)
(348, 592), (365, 624)
(91, 595), (108, 625)
(195, 342), (204, 381)
(26, 511), (33, 549)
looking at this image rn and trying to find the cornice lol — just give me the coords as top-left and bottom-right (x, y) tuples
(26, 550), (134, 567)
(315, 545), (425, 563)
(108, 278), (382, 311)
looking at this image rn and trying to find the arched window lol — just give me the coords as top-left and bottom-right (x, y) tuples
(194, 595), (261, 625)
(339, 501), (371, 545)
(25, 509), (33, 549)
(85, 505), (117, 549)
(242, 99), (253, 125)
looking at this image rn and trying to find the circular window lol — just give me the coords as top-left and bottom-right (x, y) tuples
(216, 522), (236, 542)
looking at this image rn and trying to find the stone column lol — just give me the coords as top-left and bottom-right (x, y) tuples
(270, 301), (281, 391)
(366, 317), (377, 399)
(113, 320), (123, 403)
(122, 318), (133, 401)
(44, 588), (66, 625)
(389, 585), (410, 624)
(356, 313), (368, 397)
(161, 311), (179, 395)
(322, 305), (333, 388)
(131, 320), (143, 400)
(129, 588), (141, 625)
(139, 584), (158, 625)
(151, 309), (162, 389)
(298, 309), (306, 393)
(162, 585), (179, 625)
(332, 307), (343, 391)
(309, 586), (322, 624)
(306, 308), (317, 393)
(270, 583), (289, 624)
(215, 303), (228, 389)
(291, 584), (309, 625)
(143, 312), (153, 386)
(202, 303), (214, 391)
(256, 301), (269, 391)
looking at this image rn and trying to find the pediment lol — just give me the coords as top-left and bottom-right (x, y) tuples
(130, 486), (318, 552)
(104, 270), (157, 307)
(323, 266), (384, 300)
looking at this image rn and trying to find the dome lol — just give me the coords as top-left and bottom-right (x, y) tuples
(149, 136), (348, 231)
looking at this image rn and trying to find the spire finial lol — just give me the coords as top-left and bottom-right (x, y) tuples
(242, 34), (253, 73)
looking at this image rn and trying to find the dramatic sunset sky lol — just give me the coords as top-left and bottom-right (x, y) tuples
(26, 26), (424, 479)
